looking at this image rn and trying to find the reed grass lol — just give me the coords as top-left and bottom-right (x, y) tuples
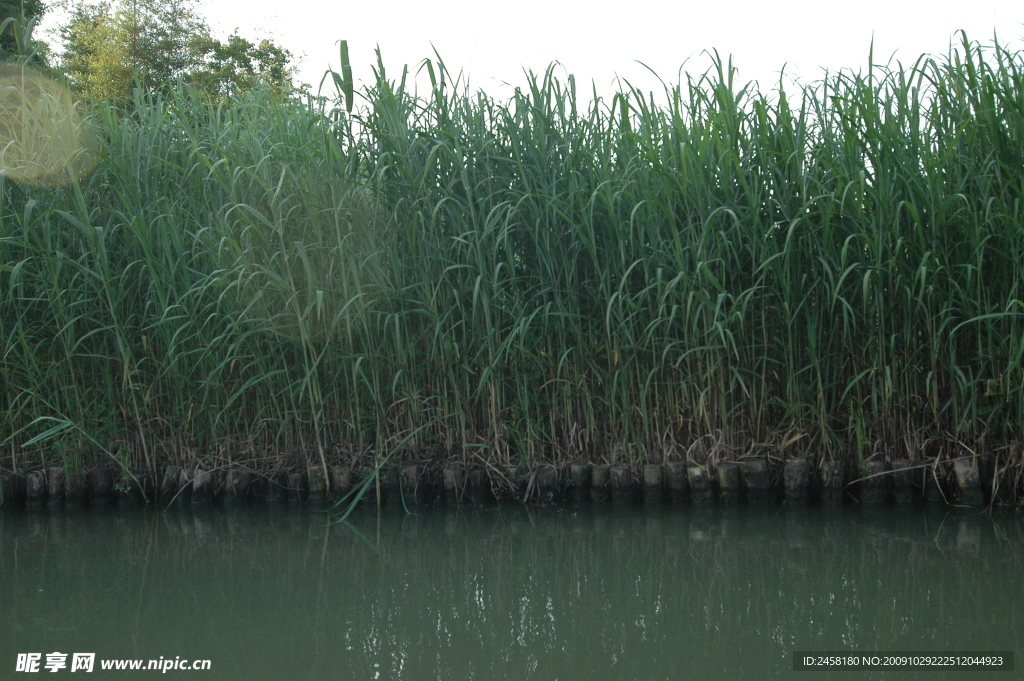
(2, 33), (1023, 487)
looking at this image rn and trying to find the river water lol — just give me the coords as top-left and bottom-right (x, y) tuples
(1, 503), (1021, 680)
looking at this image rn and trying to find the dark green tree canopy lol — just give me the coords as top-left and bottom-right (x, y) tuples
(188, 32), (296, 100)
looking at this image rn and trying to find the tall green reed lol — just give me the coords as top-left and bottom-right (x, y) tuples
(1, 33), (1022, 485)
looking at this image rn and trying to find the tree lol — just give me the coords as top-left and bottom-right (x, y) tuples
(59, 2), (129, 101)
(187, 32), (297, 100)
(59, 0), (205, 102)
(57, 0), (297, 104)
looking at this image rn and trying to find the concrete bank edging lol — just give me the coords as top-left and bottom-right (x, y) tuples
(0, 456), (1006, 510)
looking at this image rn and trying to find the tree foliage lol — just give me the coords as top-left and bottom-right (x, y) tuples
(188, 32), (295, 100)
(57, 0), (297, 103)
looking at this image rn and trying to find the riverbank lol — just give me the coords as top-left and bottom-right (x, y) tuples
(0, 454), (1013, 509)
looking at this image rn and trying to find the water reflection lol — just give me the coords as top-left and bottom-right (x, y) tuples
(1, 505), (1021, 680)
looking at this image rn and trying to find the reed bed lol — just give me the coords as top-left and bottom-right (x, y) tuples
(2, 34), (1023, 490)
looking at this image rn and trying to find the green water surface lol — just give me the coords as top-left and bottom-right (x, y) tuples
(1, 503), (1021, 680)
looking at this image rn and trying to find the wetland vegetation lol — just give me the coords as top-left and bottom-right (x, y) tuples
(1, 34), (1023, 504)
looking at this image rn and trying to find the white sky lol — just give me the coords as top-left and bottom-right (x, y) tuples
(43, 0), (1024, 104)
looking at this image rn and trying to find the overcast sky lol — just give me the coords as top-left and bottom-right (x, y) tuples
(44, 0), (1024, 103)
